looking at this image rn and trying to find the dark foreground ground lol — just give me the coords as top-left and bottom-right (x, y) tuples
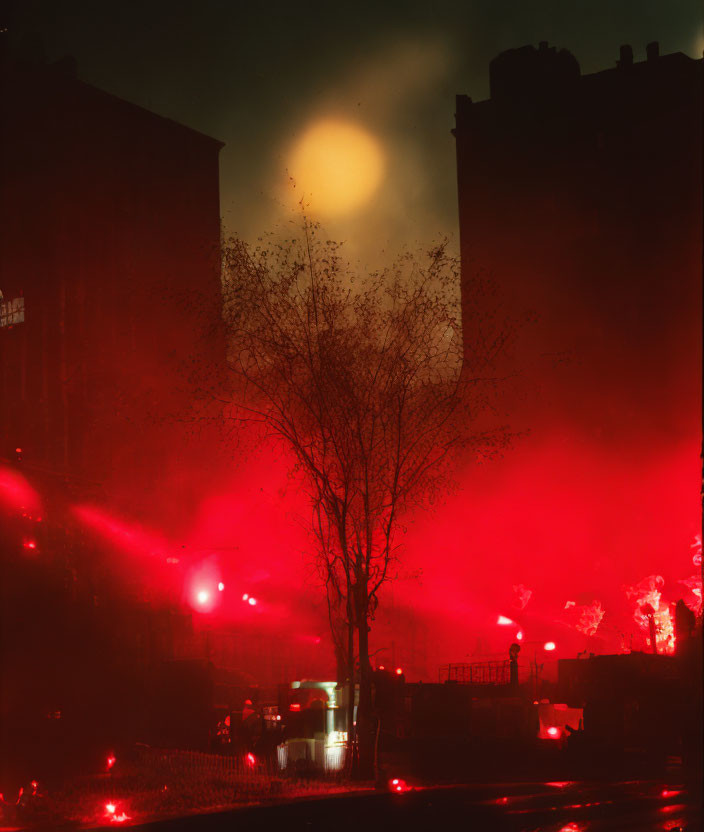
(127, 779), (701, 832)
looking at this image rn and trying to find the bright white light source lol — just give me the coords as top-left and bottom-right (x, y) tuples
(543, 641), (556, 651)
(218, 582), (225, 592)
(516, 631), (524, 641)
(242, 593), (249, 601)
(197, 590), (210, 606)
(497, 615), (514, 626)
(248, 597), (257, 606)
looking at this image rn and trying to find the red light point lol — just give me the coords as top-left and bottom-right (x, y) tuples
(106, 802), (116, 815)
(395, 667), (403, 675)
(107, 754), (116, 770)
(246, 752), (256, 767)
(389, 777), (409, 793)
(547, 726), (560, 738)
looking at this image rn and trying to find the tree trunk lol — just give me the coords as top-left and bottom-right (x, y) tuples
(346, 610), (356, 775)
(355, 596), (375, 780)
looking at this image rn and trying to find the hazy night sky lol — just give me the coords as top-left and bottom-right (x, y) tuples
(7, 0), (704, 264)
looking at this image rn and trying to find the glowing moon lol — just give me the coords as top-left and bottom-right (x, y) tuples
(287, 119), (385, 217)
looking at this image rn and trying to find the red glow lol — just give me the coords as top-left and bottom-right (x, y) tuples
(246, 752), (256, 767)
(289, 703), (301, 711)
(390, 777), (409, 793)
(543, 641), (556, 651)
(73, 504), (170, 561)
(660, 789), (681, 798)
(546, 726), (560, 738)
(0, 466), (40, 513)
(546, 781), (573, 788)
(104, 801), (130, 823)
(22, 539), (37, 550)
(107, 754), (116, 770)
(379, 665), (385, 670)
(395, 667), (403, 675)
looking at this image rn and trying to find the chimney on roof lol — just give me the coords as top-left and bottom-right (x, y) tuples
(617, 44), (633, 69)
(646, 41), (659, 61)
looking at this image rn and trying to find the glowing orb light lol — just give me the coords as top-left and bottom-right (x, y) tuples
(544, 641), (557, 651)
(196, 590), (210, 606)
(218, 582), (225, 592)
(248, 597), (257, 606)
(516, 631), (524, 640)
(547, 726), (560, 738)
(287, 118), (385, 217)
(497, 615), (514, 625)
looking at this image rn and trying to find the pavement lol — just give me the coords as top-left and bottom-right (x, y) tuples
(127, 778), (701, 832)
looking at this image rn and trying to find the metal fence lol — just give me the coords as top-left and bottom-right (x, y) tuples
(439, 660), (510, 685)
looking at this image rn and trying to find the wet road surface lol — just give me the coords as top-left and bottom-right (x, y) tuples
(129, 779), (701, 831)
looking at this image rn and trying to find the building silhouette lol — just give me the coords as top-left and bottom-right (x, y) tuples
(1, 55), (224, 520)
(455, 42), (701, 443)
(451, 43), (702, 650)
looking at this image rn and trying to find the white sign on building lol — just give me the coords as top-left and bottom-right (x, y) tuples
(0, 294), (25, 328)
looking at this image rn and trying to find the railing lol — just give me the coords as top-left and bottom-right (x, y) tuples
(439, 660), (510, 685)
